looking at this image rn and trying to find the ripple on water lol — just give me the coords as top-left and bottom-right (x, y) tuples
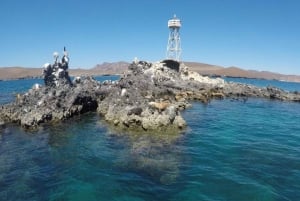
(1, 92), (300, 200)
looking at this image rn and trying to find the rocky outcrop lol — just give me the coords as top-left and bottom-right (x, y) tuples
(96, 60), (190, 133)
(96, 59), (300, 133)
(43, 47), (72, 87)
(0, 76), (100, 128)
(0, 49), (99, 128)
(1, 54), (300, 131)
(2, 55), (300, 186)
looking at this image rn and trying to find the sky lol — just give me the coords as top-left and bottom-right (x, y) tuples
(1, 0), (300, 75)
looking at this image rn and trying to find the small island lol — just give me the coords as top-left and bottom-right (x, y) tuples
(1, 49), (300, 133)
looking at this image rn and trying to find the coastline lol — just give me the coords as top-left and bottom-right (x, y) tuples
(1, 73), (299, 84)
(0, 68), (300, 83)
(2, 61), (300, 83)
(1, 60), (300, 131)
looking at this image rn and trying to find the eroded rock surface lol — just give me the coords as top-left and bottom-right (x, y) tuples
(1, 57), (300, 131)
(1, 56), (300, 184)
(43, 48), (72, 87)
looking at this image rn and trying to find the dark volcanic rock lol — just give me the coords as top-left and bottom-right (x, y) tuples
(162, 59), (180, 72)
(0, 49), (101, 128)
(43, 48), (72, 87)
(3, 56), (300, 185)
(127, 107), (143, 116)
(0, 76), (100, 128)
(1, 55), (300, 131)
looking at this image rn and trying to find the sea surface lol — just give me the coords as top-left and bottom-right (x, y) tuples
(0, 77), (300, 201)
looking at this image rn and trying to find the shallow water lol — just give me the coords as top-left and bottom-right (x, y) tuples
(0, 77), (300, 201)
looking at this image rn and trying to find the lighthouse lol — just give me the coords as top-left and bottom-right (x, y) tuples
(166, 15), (182, 61)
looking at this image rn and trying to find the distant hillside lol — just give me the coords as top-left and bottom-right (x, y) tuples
(91, 61), (129, 75)
(0, 67), (41, 80)
(189, 64), (300, 83)
(183, 61), (223, 73)
(1, 61), (300, 83)
(0, 62), (129, 80)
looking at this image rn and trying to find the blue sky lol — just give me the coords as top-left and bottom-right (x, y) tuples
(1, 0), (300, 75)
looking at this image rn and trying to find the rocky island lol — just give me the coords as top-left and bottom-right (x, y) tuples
(1, 50), (300, 132)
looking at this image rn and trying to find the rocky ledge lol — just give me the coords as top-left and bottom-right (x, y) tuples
(1, 52), (300, 132)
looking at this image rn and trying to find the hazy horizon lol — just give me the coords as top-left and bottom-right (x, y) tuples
(1, 0), (300, 74)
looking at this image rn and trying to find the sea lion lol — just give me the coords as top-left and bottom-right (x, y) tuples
(148, 101), (170, 112)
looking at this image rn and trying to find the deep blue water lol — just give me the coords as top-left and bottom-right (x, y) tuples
(0, 77), (300, 201)
(0, 79), (43, 104)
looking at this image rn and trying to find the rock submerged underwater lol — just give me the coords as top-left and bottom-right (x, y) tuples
(1, 52), (300, 185)
(1, 53), (300, 133)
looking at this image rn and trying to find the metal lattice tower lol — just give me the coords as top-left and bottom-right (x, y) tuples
(166, 15), (182, 61)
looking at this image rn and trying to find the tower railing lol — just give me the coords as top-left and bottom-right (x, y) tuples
(166, 15), (182, 61)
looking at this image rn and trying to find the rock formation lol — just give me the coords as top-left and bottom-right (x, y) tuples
(1, 54), (300, 131)
(1, 53), (300, 184)
(43, 47), (72, 87)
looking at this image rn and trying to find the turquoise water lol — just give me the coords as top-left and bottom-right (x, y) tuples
(0, 78), (300, 201)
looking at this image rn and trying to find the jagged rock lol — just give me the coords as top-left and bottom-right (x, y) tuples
(1, 56), (300, 132)
(180, 63), (225, 86)
(0, 76), (100, 129)
(127, 107), (143, 116)
(0, 49), (102, 129)
(162, 59), (180, 72)
(43, 48), (72, 87)
(1, 56), (300, 186)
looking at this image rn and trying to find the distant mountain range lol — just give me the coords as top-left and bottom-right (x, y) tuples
(1, 61), (300, 83)
(184, 62), (300, 82)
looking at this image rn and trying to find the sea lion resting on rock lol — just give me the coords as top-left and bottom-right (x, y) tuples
(148, 101), (170, 112)
(2, 57), (300, 132)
